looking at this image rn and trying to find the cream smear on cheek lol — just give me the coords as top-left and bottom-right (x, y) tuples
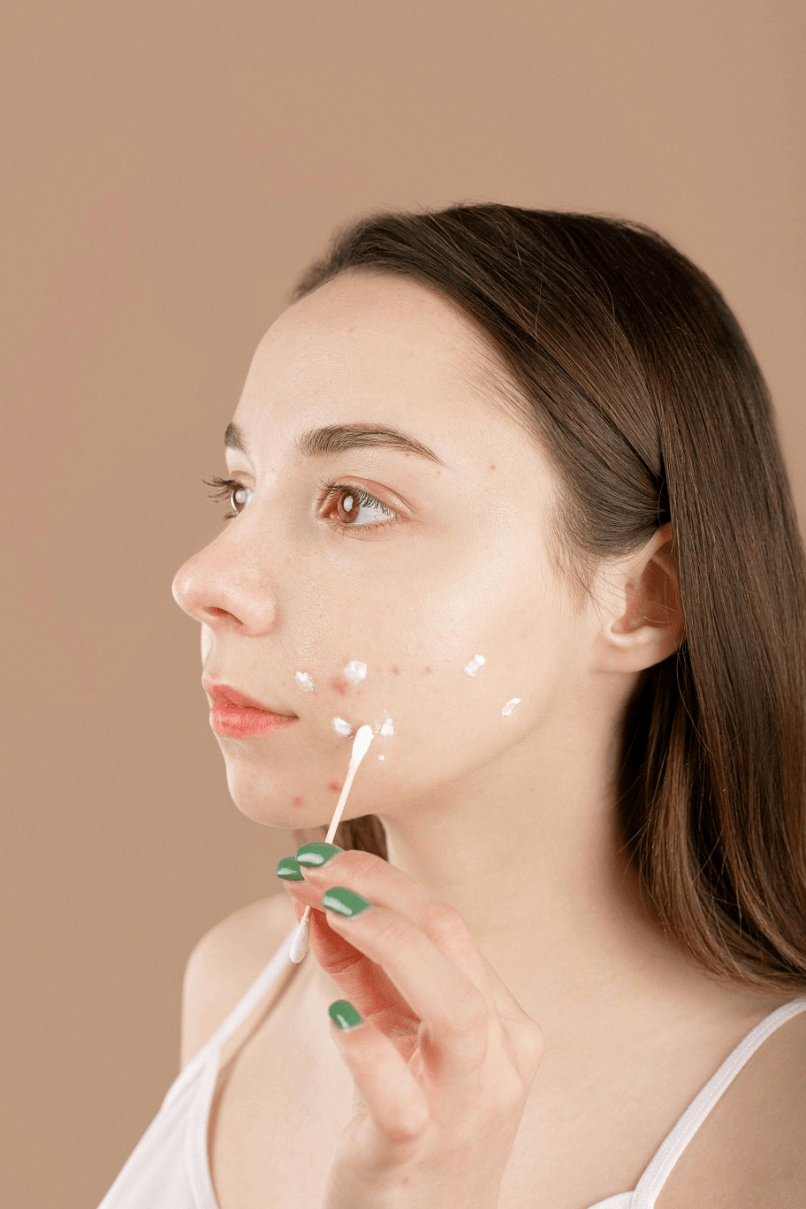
(462, 653), (523, 718)
(322, 650), (522, 764)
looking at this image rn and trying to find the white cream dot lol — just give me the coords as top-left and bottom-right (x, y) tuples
(343, 660), (367, 684)
(501, 697), (522, 717)
(331, 716), (352, 736)
(374, 710), (394, 737)
(378, 754), (385, 761)
(295, 671), (314, 692)
(464, 654), (486, 677)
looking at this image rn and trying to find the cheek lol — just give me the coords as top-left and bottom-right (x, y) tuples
(289, 552), (556, 758)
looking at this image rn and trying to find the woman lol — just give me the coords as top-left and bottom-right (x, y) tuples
(97, 204), (806, 1209)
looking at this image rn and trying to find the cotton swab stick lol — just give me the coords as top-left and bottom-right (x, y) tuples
(288, 723), (375, 963)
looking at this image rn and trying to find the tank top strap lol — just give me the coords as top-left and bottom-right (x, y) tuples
(632, 996), (806, 1209)
(194, 923), (297, 1061)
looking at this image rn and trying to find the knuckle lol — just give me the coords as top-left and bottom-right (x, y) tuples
(422, 899), (470, 944)
(386, 1104), (430, 1144)
(514, 1019), (545, 1072)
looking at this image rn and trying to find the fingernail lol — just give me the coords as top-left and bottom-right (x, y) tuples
(322, 886), (374, 918)
(275, 856), (305, 881)
(295, 841), (343, 868)
(328, 999), (364, 1030)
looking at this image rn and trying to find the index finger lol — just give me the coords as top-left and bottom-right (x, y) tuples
(296, 844), (523, 1024)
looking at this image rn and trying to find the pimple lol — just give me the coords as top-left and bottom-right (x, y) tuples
(330, 675), (349, 696)
(391, 665), (400, 675)
(291, 795), (304, 807)
(328, 780), (343, 793)
(489, 464), (496, 470)
(425, 666), (433, 673)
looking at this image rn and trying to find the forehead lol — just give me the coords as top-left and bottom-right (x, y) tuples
(232, 272), (548, 478)
(262, 269), (487, 382)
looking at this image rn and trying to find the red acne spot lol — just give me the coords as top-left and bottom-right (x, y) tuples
(391, 665), (400, 675)
(328, 780), (343, 793)
(292, 795), (304, 807)
(330, 675), (349, 696)
(425, 666), (433, 673)
(489, 464), (496, 470)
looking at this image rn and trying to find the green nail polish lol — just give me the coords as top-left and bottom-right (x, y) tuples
(322, 885), (374, 918)
(275, 856), (304, 881)
(295, 841), (343, 868)
(328, 999), (364, 1030)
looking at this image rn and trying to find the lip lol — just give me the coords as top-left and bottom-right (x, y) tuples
(203, 680), (297, 717)
(209, 702), (298, 738)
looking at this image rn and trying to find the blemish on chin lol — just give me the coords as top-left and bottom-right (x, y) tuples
(424, 666), (433, 674)
(330, 675), (348, 696)
(391, 665), (400, 675)
(291, 795), (304, 807)
(328, 780), (343, 793)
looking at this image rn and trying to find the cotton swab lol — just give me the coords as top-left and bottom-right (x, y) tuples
(288, 723), (375, 963)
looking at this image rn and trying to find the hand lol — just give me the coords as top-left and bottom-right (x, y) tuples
(278, 845), (544, 1209)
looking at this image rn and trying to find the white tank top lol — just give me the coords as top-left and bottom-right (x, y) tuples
(95, 925), (806, 1209)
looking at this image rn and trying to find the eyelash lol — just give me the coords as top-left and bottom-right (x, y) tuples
(202, 474), (399, 533)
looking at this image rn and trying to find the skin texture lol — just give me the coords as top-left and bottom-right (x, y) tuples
(171, 267), (699, 1076)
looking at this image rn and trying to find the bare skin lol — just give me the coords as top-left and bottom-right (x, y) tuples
(172, 270), (803, 1207)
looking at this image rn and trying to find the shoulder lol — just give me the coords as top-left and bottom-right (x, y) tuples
(738, 1004), (806, 1207)
(179, 890), (297, 1069)
(662, 999), (806, 1209)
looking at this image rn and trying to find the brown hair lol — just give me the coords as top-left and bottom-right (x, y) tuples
(287, 202), (806, 994)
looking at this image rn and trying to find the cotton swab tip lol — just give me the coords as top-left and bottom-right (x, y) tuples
(351, 723), (374, 765)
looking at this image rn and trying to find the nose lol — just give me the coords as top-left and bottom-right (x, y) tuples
(171, 535), (278, 635)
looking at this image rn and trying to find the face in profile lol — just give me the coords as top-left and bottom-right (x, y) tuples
(171, 269), (600, 831)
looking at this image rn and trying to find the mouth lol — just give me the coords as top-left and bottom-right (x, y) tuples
(202, 680), (298, 717)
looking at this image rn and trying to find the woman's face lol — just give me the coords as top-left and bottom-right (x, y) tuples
(172, 270), (589, 828)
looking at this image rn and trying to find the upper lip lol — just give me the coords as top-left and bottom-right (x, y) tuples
(203, 680), (297, 716)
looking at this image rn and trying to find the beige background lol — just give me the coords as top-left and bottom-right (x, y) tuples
(1, 2), (804, 1205)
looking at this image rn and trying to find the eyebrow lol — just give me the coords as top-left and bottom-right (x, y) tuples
(224, 420), (447, 467)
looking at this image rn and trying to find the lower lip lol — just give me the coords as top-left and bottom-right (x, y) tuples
(210, 703), (299, 737)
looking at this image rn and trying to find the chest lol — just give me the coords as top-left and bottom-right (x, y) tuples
(205, 988), (796, 1209)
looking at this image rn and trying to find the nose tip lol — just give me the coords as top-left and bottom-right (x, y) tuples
(171, 566), (194, 615)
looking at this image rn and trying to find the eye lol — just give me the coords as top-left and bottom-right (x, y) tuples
(203, 474), (399, 533)
(318, 479), (399, 533)
(203, 475), (252, 520)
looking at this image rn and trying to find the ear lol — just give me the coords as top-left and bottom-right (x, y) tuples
(601, 522), (685, 671)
